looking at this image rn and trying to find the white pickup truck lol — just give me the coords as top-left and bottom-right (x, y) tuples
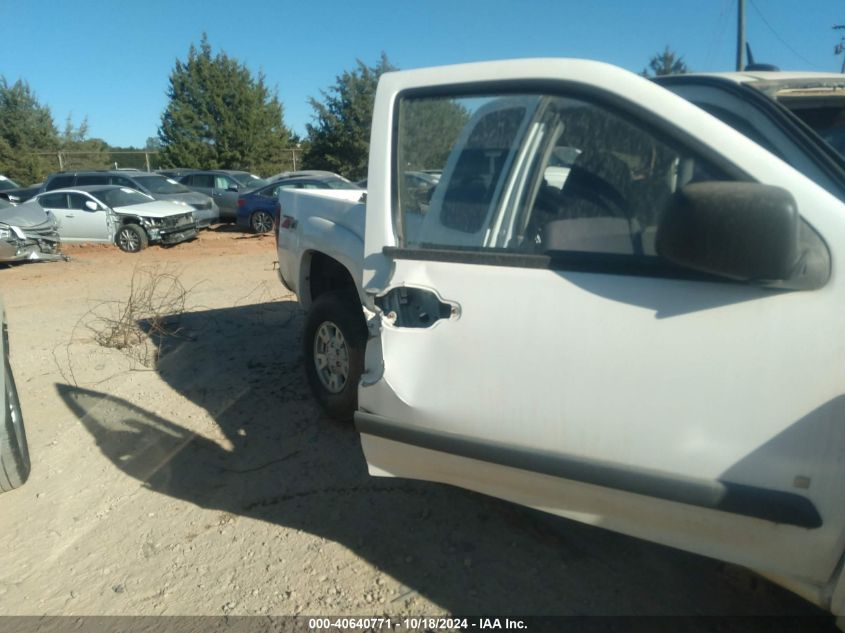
(277, 59), (845, 619)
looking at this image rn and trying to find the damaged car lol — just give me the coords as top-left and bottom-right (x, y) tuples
(22, 185), (198, 253)
(0, 198), (63, 263)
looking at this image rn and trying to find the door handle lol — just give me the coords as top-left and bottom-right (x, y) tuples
(65, 214), (75, 218)
(375, 286), (459, 328)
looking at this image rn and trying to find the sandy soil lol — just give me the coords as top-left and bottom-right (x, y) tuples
(0, 228), (837, 630)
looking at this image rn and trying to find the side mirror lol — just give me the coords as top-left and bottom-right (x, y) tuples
(657, 182), (800, 283)
(84, 200), (99, 212)
(227, 185), (239, 193)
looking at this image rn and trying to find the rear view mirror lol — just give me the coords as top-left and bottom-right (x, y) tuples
(657, 182), (805, 284)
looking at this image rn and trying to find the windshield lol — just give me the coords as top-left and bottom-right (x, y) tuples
(229, 172), (267, 188)
(132, 175), (192, 194)
(91, 187), (153, 207)
(325, 178), (362, 190)
(780, 98), (845, 154)
(659, 76), (845, 202)
(745, 80), (845, 161)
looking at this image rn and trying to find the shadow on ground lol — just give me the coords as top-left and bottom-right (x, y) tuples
(58, 300), (837, 627)
(207, 224), (260, 237)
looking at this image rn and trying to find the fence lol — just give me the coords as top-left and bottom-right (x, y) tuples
(28, 148), (303, 174)
(31, 151), (161, 173)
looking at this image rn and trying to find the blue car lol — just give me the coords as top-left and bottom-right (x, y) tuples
(236, 182), (282, 233)
(237, 175), (363, 233)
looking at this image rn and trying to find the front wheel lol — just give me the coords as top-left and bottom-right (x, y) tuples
(304, 291), (367, 421)
(1, 353), (30, 493)
(250, 210), (275, 234)
(115, 224), (148, 253)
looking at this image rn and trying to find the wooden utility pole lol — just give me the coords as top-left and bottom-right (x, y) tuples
(835, 25), (845, 73)
(736, 0), (746, 70)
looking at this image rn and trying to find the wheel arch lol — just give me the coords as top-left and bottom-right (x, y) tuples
(301, 251), (362, 311)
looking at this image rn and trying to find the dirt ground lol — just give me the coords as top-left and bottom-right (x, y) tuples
(0, 228), (838, 629)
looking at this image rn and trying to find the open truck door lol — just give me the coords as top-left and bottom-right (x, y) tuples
(356, 59), (845, 607)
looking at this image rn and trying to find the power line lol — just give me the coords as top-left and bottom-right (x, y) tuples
(748, 0), (821, 69)
(704, 0), (734, 69)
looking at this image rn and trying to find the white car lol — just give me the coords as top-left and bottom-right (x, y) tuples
(24, 185), (198, 252)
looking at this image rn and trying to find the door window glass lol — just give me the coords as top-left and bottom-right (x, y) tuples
(38, 193), (68, 209)
(68, 193), (93, 210)
(191, 175), (214, 188)
(76, 174), (109, 186)
(46, 175), (75, 191)
(396, 93), (729, 257)
(215, 176), (235, 190)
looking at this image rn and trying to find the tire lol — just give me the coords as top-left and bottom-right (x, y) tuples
(115, 224), (148, 253)
(1, 353), (30, 493)
(250, 210), (275, 234)
(304, 291), (367, 421)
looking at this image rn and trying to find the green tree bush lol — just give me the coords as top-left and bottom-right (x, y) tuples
(642, 46), (690, 77)
(0, 78), (59, 184)
(158, 35), (292, 175)
(303, 53), (396, 180)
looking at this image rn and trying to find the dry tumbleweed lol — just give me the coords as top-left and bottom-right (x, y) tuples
(82, 265), (195, 370)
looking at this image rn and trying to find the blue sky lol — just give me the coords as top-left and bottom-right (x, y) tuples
(1, 0), (843, 148)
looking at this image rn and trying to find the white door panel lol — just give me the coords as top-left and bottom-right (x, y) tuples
(68, 210), (110, 241)
(360, 260), (845, 585)
(361, 435), (841, 586)
(360, 59), (845, 591)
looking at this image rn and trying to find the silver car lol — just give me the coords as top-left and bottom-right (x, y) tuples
(25, 185), (198, 253)
(42, 170), (219, 229)
(0, 198), (63, 263)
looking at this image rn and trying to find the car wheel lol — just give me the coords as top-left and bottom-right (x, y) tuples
(250, 210), (275, 234)
(116, 224), (148, 253)
(304, 291), (367, 421)
(1, 352), (30, 493)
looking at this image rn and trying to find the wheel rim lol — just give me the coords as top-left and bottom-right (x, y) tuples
(313, 321), (350, 394)
(252, 211), (273, 233)
(118, 227), (140, 251)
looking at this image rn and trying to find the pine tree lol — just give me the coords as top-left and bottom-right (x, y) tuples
(303, 53), (396, 180)
(158, 35), (292, 175)
(0, 78), (59, 184)
(643, 46), (690, 77)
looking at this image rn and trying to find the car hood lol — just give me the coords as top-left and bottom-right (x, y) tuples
(112, 200), (194, 218)
(0, 201), (56, 229)
(152, 192), (212, 205)
(0, 184), (42, 202)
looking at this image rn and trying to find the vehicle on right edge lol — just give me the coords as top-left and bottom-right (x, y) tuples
(656, 70), (845, 203)
(276, 59), (845, 623)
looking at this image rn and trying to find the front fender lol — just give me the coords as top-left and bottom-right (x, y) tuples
(298, 216), (364, 311)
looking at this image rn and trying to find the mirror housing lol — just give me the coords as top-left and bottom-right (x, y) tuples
(227, 185), (239, 192)
(84, 200), (99, 212)
(657, 182), (800, 283)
